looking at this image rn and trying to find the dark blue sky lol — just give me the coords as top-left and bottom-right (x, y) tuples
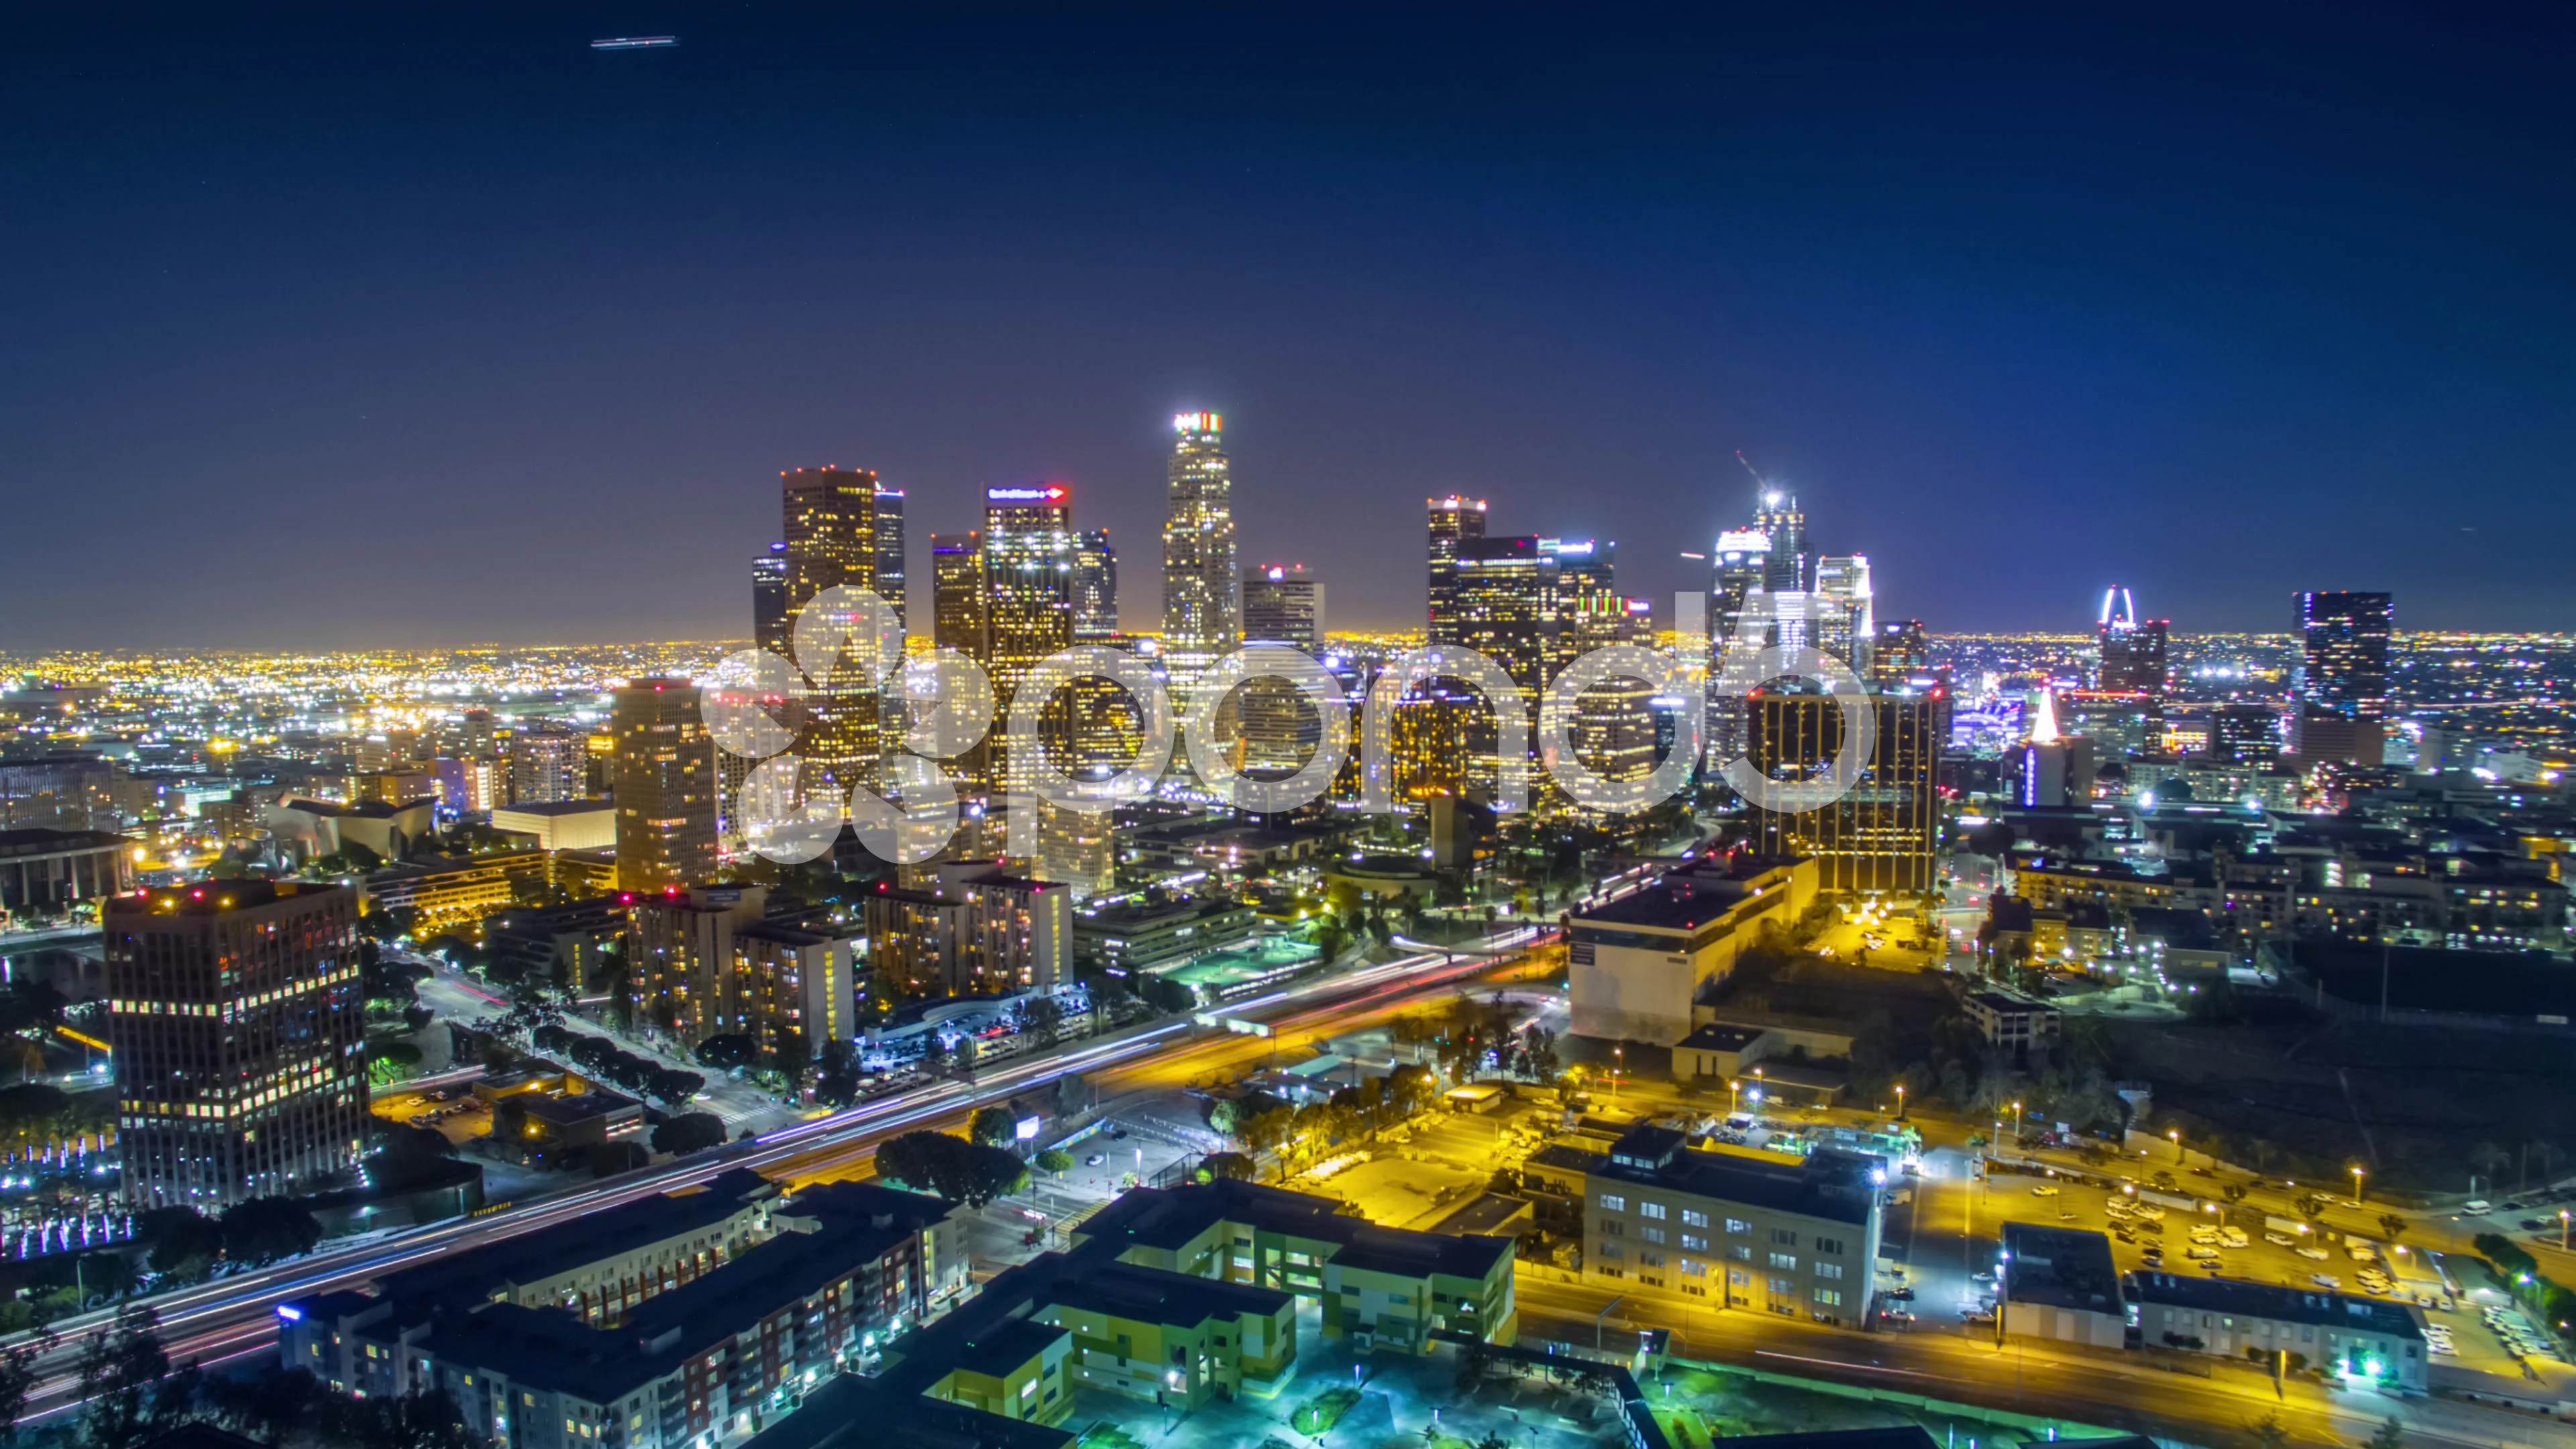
(5, 3), (2571, 647)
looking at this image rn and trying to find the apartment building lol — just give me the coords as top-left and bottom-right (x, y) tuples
(863, 860), (1071, 997)
(2130, 1271), (2427, 1392)
(627, 884), (855, 1051)
(1537, 1124), (1883, 1328)
(279, 1177), (966, 1449)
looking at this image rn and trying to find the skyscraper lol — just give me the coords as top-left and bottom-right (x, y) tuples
(1452, 535), (1557, 698)
(781, 467), (882, 801)
(1813, 554), (1873, 672)
(1867, 620), (1929, 692)
(2094, 587), (2169, 697)
(2294, 590), (2394, 765)
(1755, 490), (1811, 594)
(1705, 527), (1772, 770)
(109, 880), (367, 1210)
(873, 486), (908, 632)
(927, 532), (992, 804)
(984, 485), (1077, 800)
(1747, 692), (1937, 893)
(753, 543), (789, 656)
(1240, 564), (1326, 776)
(612, 677), (718, 891)
(1160, 412), (1239, 708)
(1426, 496), (1489, 647)
(1071, 529), (1119, 640)
(508, 724), (588, 805)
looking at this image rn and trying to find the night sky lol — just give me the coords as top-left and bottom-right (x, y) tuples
(5, 4), (2571, 649)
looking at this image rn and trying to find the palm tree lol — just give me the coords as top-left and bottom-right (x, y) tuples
(2471, 1141), (2511, 1192)
(2377, 1212), (2408, 1245)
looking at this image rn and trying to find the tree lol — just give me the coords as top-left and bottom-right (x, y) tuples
(138, 1207), (225, 1281)
(877, 1130), (1030, 1207)
(74, 1304), (168, 1449)
(1201, 1152), (1255, 1181)
(2378, 1213), (2409, 1246)
(590, 1141), (651, 1179)
(2243, 1411), (2290, 1449)
(219, 1197), (321, 1265)
(692, 1033), (761, 1071)
(2366, 1417), (2404, 1449)
(968, 1106), (1018, 1148)
(646, 1067), (706, 1109)
(0, 1326), (55, 1442)
(1018, 996), (1064, 1049)
(1035, 1148), (1075, 1175)
(652, 1113), (727, 1156)
(770, 1025), (812, 1094)
(2471, 1141), (2512, 1191)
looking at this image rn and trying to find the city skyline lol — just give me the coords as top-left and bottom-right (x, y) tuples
(7, 8), (2574, 647)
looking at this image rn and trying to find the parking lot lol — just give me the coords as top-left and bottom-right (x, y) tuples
(372, 1082), (489, 1145)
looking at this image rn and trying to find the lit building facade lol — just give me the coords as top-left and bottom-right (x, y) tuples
(109, 880), (368, 1210)
(782, 467), (883, 802)
(753, 541), (789, 655)
(863, 861), (1071, 997)
(1426, 496), (1489, 648)
(1747, 692), (1938, 894)
(1072, 528), (1119, 639)
(2295, 590), (2393, 765)
(1160, 413), (1240, 710)
(612, 678), (718, 892)
(983, 487), (1076, 800)
(1240, 564), (1325, 776)
(2094, 586), (2169, 696)
(627, 883), (851, 1051)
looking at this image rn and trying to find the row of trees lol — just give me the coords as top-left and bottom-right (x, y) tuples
(527, 1023), (704, 1108)
(875, 1130), (1028, 1207)
(1208, 1064), (1441, 1181)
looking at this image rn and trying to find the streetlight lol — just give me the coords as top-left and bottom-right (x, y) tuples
(1612, 1045), (1623, 1099)
(2168, 1129), (2182, 1163)
(1728, 1079), (1741, 1116)
(2011, 1101), (2023, 1145)
(2559, 1210), (2568, 1254)
(1894, 1084), (1906, 1122)
(2351, 1165), (2365, 1205)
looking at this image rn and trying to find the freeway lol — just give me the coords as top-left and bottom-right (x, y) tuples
(15, 923), (1561, 1423)
(1512, 1273), (2557, 1449)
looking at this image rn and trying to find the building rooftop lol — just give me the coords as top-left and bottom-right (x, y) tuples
(2127, 1271), (2424, 1340)
(1674, 1022), (1766, 1054)
(1573, 881), (1758, 933)
(1077, 1177), (1511, 1281)
(376, 1167), (774, 1308)
(489, 799), (613, 818)
(1585, 1135), (1882, 1227)
(107, 879), (350, 918)
(2000, 1222), (2121, 1316)
(0, 827), (127, 856)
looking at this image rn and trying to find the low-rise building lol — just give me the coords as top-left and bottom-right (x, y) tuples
(0, 827), (133, 915)
(1071, 894), (1255, 974)
(360, 849), (551, 931)
(1566, 855), (1815, 1044)
(1546, 1124), (1883, 1328)
(490, 1081), (645, 1157)
(731, 1178), (1519, 1449)
(486, 896), (633, 993)
(1962, 987), (2061, 1062)
(267, 796), (437, 865)
(490, 800), (619, 852)
(1998, 1222), (2125, 1348)
(278, 1178), (964, 1449)
(2129, 1271), (2426, 1392)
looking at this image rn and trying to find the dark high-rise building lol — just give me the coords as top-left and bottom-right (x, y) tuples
(984, 486), (1077, 798)
(1746, 692), (1937, 894)
(2295, 590), (2394, 765)
(781, 467), (883, 799)
(1868, 620), (1929, 692)
(108, 880), (366, 1210)
(612, 678), (718, 892)
(1426, 495), (1489, 648)
(1071, 529), (1118, 640)
(2094, 587), (2170, 697)
(2206, 703), (2284, 765)
(753, 543), (789, 656)
(873, 486), (907, 631)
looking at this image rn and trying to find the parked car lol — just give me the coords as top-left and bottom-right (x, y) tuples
(2296, 1246), (2330, 1261)
(2264, 1232), (2296, 1246)
(1085, 1153), (1107, 1166)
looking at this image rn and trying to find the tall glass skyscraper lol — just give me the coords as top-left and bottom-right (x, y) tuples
(1072, 528), (1119, 639)
(1160, 413), (1239, 708)
(985, 485), (1076, 798)
(781, 466), (881, 801)
(2295, 590), (2394, 765)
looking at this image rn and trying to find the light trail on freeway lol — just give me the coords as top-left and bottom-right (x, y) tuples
(14, 918), (1570, 1423)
